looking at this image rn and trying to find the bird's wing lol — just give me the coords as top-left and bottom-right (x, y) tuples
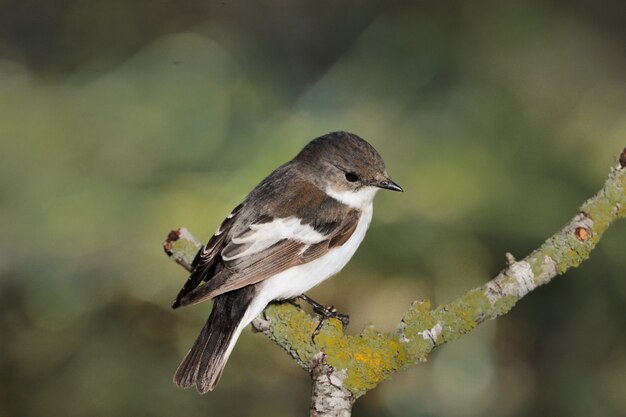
(176, 207), (360, 308)
(172, 203), (243, 308)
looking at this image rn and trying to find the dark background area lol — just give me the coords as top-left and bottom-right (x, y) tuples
(1, 1), (625, 416)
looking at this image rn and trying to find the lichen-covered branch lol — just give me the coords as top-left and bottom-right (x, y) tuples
(164, 148), (626, 416)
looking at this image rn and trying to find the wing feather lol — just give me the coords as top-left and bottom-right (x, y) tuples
(177, 209), (361, 307)
(172, 204), (243, 308)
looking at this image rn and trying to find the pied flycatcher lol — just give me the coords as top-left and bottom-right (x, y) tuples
(172, 131), (402, 393)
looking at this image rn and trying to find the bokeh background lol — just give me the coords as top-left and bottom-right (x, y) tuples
(1, 1), (625, 416)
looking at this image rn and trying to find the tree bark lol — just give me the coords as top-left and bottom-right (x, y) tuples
(309, 354), (354, 417)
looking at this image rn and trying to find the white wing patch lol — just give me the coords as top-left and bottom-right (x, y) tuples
(221, 217), (325, 261)
(258, 203), (373, 301)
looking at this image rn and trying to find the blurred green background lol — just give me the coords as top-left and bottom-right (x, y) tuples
(1, 1), (625, 416)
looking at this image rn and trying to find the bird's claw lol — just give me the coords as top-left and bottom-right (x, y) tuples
(311, 304), (350, 341)
(295, 294), (349, 341)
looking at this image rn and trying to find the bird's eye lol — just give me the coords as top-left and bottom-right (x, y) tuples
(345, 172), (359, 182)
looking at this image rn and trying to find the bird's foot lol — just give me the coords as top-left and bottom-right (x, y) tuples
(297, 294), (349, 341)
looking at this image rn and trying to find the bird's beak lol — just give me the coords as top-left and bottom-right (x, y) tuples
(378, 178), (403, 192)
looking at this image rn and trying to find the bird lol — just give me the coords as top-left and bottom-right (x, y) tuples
(172, 131), (402, 393)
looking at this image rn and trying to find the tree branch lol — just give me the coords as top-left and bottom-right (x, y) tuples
(163, 148), (626, 416)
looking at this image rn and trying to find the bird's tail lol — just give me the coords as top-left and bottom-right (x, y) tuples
(173, 287), (257, 393)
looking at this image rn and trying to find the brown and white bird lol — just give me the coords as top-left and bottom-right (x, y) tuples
(172, 131), (402, 393)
